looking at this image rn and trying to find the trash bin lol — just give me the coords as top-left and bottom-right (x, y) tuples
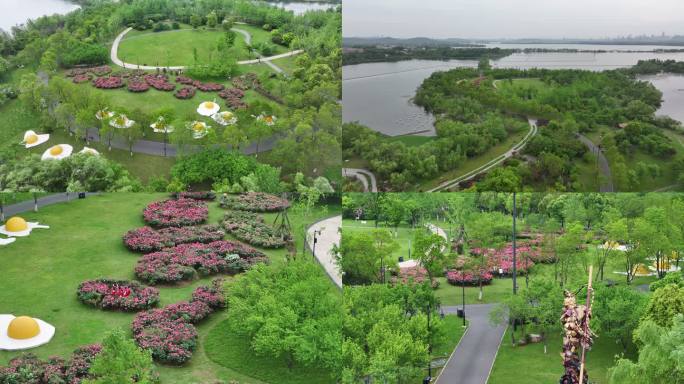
(457, 309), (465, 318)
(78, 192), (86, 199)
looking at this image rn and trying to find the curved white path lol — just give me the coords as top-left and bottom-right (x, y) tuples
(307, 215), (342, 288)
(110, 27), (303, 73)
(342, 168), (378, 192)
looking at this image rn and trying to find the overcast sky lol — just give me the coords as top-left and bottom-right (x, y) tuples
(343, 0), (684, 39)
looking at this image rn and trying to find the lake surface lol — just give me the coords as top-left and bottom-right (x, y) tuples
(343, 49), (684, 136)
(0, 0), (79, 31)
(640, 74), (684, 123)
(269, 2), (337, 15)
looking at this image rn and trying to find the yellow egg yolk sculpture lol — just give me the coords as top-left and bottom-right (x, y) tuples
(49, 146), (63, 156)
(5, 217), (28, 233)
(7, 316), (40, 339)
(25, 135), (39, 144)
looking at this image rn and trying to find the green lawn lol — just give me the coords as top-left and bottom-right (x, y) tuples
(234, 24), (289, 56)
(271, 55), (299, 75)
(342, 219), (423, 264)
(489, 326), (632, 384)
(0, 193), (338, 383)
(387, 135), (435, 147)
(118, 27), (251, 67)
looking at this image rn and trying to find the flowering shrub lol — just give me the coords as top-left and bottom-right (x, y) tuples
(391, 266), (439, 288)
(131, 310), (198, 364)
(135, 240), (267, 284)
(89, 65), (112, 76)
(446, 270), (493, 286)
(66, 68), (88, 77)
(226, 97), (248, 110)
(128, 78), (150, 92)
(218, 88), (245, 100)
(144, 74), (175, 91)
(194, 81), (224, 92)
(143, 198), (208, 228)
(221, 210), (286, 248)
(219, 192), (290, 212)
(77, 279), (160, 311)
(175, 86), (196, 99)
(486, 244), (536, 275)
(72, 74), (92, 84)
(191, 279), (226, 309)
(0, 345), (102, 384)
(176, 76), (194, 85)
(174, 191), (216, 201)
(123, 225), (224, 253)
(92, 76), (124, 89)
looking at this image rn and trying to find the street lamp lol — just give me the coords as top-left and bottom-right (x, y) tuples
(425, 303), (432, 384)
(462, 282), (466, 327)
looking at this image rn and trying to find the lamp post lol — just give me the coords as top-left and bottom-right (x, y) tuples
(425, 303), (432, 383)
(462, 282), (466, 327)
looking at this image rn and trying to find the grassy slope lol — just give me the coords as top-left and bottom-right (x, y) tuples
(0, 193), (339, 384)
(235, 24), (289, 55)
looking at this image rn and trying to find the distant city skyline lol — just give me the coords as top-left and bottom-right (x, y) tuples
(343, 0), (684, 39)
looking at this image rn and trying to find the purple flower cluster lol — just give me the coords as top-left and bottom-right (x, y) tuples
(131, 282), (225, 364)
(143, 198), (208, 228)
(72, 74), (92, 84)
(92, 76), (124, 89)
(77, 279), (160, 311)
(123, 225), (225, 253)
(221, 210), (286, 248)
(219, 192), (290, 212)
(446, 270), (494, 286)
(174, 86), (196, 99)
(127, 77), (150, 92)
(0, 345), (102, 384)
(134, 240), (267, 284)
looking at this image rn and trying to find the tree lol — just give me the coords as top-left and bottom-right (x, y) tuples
(608, 315), (684, 384)
(227, 261), (342, 371)
(206, 11), (218, 29)
(412, 228), (448, 285)
(336, 229), (398, 285)
(555, 222), (584, 287)
(593, 285), (647, 352)
(526, 279), (564, 354)
(379, 194), (405, 236)
(642, 284), (684, 328)
(490, 293), (532, 346)
(190, 14), (202, 29)
(82, 328), (159, 384)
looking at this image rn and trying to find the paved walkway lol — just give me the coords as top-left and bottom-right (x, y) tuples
(307, 215), (342, 288)
(436, 304), (507, 384)
(342, 168), (378, 192)
(428, 119), (538, 192)
(110, 27), (303, 73)
(3, 193), (98, 218)
(577, 134), (614, 192)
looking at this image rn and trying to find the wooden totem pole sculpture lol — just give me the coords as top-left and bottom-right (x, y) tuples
(560, 266), (594, 384)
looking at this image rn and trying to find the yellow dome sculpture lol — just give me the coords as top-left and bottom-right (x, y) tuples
(5, 217), (28, 233)
(7, 316), (40, 339)
(633, 264), (651, 276)
(49, 146), (63, 156)
(25, 134), (39, 144)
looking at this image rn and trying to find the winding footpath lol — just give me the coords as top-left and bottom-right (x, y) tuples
(342, 168), (378, 192)
(436, 304), (507, 384)
(307, 215), (342, 288)
(576, 134), (614, 192)
(428, 119), (538, 192)
(110, 27), (303, 74)
(3, 193), (98, 218)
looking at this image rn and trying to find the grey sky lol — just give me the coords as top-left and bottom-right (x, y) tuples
(343, 0), (684, 39)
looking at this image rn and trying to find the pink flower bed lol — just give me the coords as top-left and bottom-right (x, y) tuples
(174, 191), (216, 201)
(131, 280), (225, 364)
(391, 265), (439, 288)
(471, 242), (539, 275)
(221, 210), (286, 248)
(135, 240), (268, 284)
(77, 279), (159, 311)
(446, 270), (494, 286)
(123, 225), (225, 253)
(219, 192), (290, 212)
(92, 76), (124, 89)
(174, 86), (196, 99)
(66, 68), (88, 77)
(218, 88), (245, 100)
(175, 76), (194, 85)
(72, 74), (92, 84)
(194, 81), (224, 92)
(89, 65), (112, 76)
(143, 198), (208, 228)
(127, 78), (150, 92)
(0, 344), (102, 384)
(144, 74), (175, 91)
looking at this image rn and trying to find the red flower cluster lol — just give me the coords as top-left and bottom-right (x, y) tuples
(65, 68), (88, 77)
(174, 191), (216, 201)
(123, 225), (225, 253)
(90, 65), (112, 76)
(131, 281), (225, 364)
(72, 74), (92, 84)
(127, 77), (150, 92)
(221, 210), (286, 248)
(175, 76), (194, 85)
(134, 240), (267, 284)
(92, 76), (124, 89)
(174, 86), (196, 99)
(77, 279), (160, 311)
(144, 74), (175, 91)
(142, 198), (208, 228)
(0, 345), (102, 384)
(195, 81), (224, 92)
(446, 269), (494, 286)
(219, 192), (290, 212)
(391, 266), (439, 288)
(219, 87), (248, 109)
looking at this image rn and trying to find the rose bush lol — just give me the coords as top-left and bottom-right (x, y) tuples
(221, 210), (286, 248)
(446, 269), (494, 286)
(123, 225), (224, 253)
(92, 76), (124, 89)
(143, 199), (208, 228)
(77, 279), (160, 311)
(219, 192), (289, 212)
(135, 240), (267, 284)
(174, 86), (196, 99)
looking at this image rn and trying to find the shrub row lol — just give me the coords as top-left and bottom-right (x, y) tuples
(221, 210), (286, 248)
(77, 279), (159, 311)
(123, 225), (225, 253)
(219, 192), (289, 212)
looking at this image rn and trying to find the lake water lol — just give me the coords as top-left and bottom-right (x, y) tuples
(270, 2), (337, 15)
(639, 74), (684, 123)
(343, 49), (684, 136)
(0, 0), (79, 31)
